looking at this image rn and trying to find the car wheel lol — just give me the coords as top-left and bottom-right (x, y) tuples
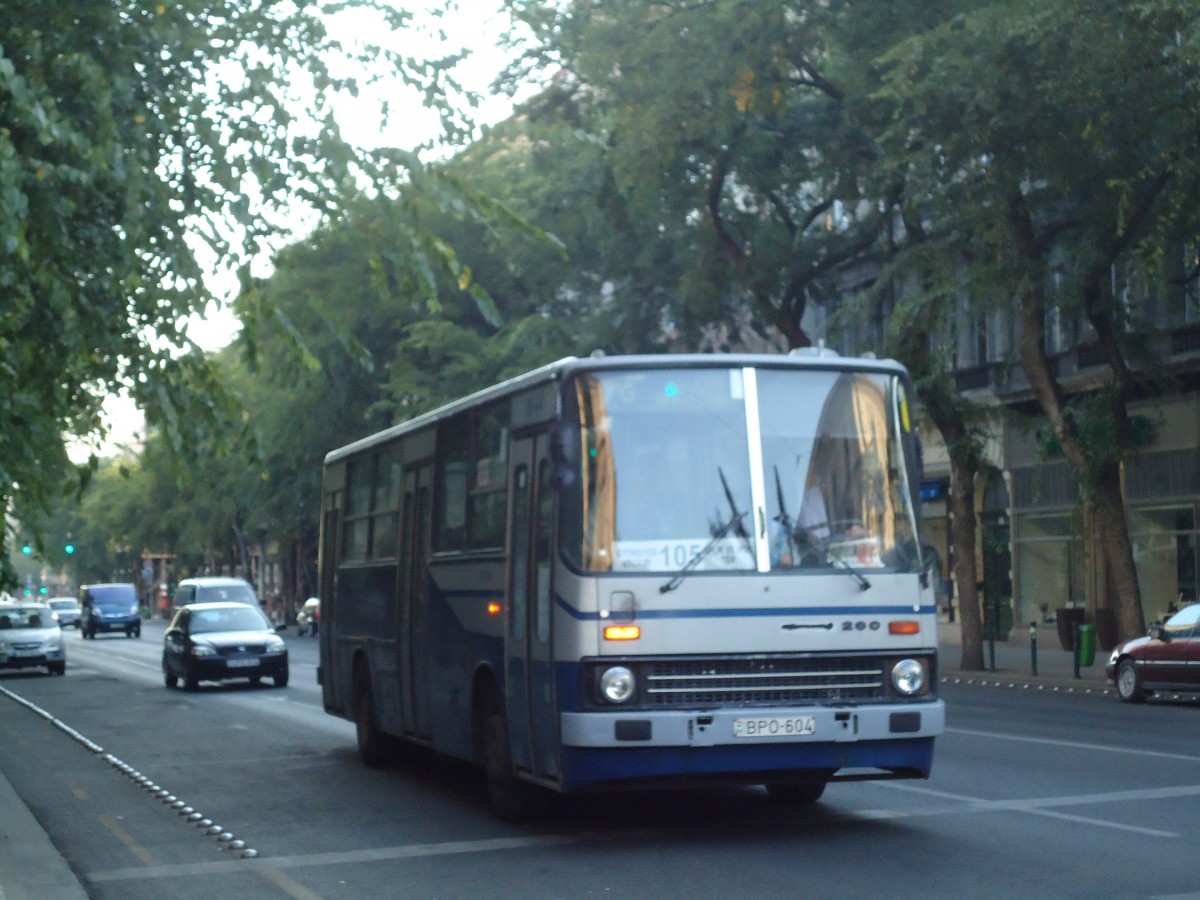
(482, 699), (546, 822)
(164, 666), (178, 689)
(354, 663), (390, 768)
(183, 664), (199, 692)
(49, 663), (66, 676)
(274, 668), (289, 688)
(1116, 658), (1146, 703)
(133, 626), (141, 638)
(764, 775), (829, 805)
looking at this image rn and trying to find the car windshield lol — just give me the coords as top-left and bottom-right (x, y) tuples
(189, 607), (270, 634)
(1162, 604), (1200, 639)
(50, 600), (78, 611)
(87, 586), (136, 607)
(195, 583), (258, 604)
(0, 607), (52, 629)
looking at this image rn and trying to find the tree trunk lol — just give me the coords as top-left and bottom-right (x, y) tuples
(950, 458), (984, 670)
(1091, 463), (1146, 640)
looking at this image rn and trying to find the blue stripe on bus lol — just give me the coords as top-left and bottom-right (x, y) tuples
(554, 595), (936, 621)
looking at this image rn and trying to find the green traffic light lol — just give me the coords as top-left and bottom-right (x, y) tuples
(65, 544), (75, 554)
(39, 586), (47, 594)
(21, 544), (31, 555)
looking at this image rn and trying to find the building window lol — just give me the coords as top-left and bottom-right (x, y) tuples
(1130, 505), (1197, 621)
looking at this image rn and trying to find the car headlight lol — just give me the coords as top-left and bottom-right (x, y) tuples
(129, 604), (139, 615)
(265, 639), (286, 653)
(190, 644), (217, 658)
(891, 658), (926, 695)
(599, 666), (636, 704)
(46, 635), (62, 650)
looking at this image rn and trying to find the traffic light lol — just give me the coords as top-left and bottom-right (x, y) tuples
(21, 543), (31, 555)
(64, 543), (75, 554)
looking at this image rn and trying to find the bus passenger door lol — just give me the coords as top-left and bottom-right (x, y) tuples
(400, 463), (433, 739)
(319, 501), (339, 712)
(506, 434), (559, 781)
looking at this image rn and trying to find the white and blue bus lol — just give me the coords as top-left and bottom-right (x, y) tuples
(318, 352), (944, 819)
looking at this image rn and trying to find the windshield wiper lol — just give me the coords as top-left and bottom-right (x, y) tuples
(831, 554), (872, 591)
(773, 465), (797, 563)
(660, 468), (750, 594)
(659, 507), (747, 594)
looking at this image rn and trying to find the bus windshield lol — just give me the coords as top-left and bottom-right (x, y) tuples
(566, 365), (921, 574)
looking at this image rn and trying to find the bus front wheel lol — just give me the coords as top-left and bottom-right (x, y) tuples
(764, 774), (829, 806)
(482, 703), (546, 823)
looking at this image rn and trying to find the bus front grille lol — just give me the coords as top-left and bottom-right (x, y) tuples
(644, 656), (887, 706)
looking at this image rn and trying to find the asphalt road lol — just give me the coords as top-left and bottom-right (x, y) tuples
(2, 622), (1199, 899)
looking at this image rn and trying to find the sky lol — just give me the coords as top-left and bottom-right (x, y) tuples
(81, 2), (521, 460)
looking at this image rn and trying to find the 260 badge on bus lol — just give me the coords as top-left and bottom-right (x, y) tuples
(732, 715), (816, 738)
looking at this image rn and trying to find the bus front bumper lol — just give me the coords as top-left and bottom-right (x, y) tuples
(557, 701), (944, 791)
(561, 700), (944, 749)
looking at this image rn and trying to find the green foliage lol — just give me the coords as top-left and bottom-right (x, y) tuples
(0, 0), (482, 587)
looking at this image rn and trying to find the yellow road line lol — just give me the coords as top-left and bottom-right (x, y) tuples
(99, 815), (158, 866)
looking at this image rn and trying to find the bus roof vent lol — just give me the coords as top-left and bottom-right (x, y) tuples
(789, 340), (839, 358)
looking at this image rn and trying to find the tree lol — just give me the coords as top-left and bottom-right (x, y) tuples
(0, 0), (480, 588)
(504, 0), (996, 666)
(876, 0), (1200, 640)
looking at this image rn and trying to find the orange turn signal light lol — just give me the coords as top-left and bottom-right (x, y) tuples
(604, 625), (640, 641)
(889, 620), (920, 635)
(487, 602), (502, 616)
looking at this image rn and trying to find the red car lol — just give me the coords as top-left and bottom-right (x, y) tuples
(1107, 603), (1200, 702)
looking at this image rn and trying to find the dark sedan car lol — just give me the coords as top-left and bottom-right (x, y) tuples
(162, 602), (288, 691)
(1107, 602), (1200, 702)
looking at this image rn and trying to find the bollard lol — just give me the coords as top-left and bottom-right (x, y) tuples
(1073, 622), (1081, 679)
(1030, 621), (1038, 677)
(986, 617), (996, 673)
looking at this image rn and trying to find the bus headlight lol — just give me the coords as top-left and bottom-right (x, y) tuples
(599, 666), (636, 704)
(891, 659), (926, 695)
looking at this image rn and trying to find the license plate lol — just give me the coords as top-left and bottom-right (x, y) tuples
(733, 716), (816, 738)
(226, 658), (259, 668)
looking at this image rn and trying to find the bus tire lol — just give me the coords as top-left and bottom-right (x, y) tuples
(482, 702), (546, 823)
(354, 663), (390, 768)
(764, 775), (828, 805)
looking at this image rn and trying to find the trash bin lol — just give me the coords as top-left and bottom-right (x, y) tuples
(1076, 623), (1097, 667)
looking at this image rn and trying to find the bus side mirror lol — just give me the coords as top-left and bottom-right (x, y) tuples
(550, 468), (576, 491)
(919, 543), (940, 589)
(551, 424), (578, 464)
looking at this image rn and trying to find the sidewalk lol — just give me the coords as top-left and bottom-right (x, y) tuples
(939, 623), (1113, 693)
(0, 768), (88, 900)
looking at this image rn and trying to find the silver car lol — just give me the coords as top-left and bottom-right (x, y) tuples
(48, 597), (82, 629)
(0, 603), (66, 675)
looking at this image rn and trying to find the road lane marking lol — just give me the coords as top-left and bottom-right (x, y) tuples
(100, 815), (159, 866)
(874, 779), (1200, 837)
(946, 726), (1200, 763)
(88, 834), (594, 882)
(256, 866), (325, 900)
(71, 787), (89, 801)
